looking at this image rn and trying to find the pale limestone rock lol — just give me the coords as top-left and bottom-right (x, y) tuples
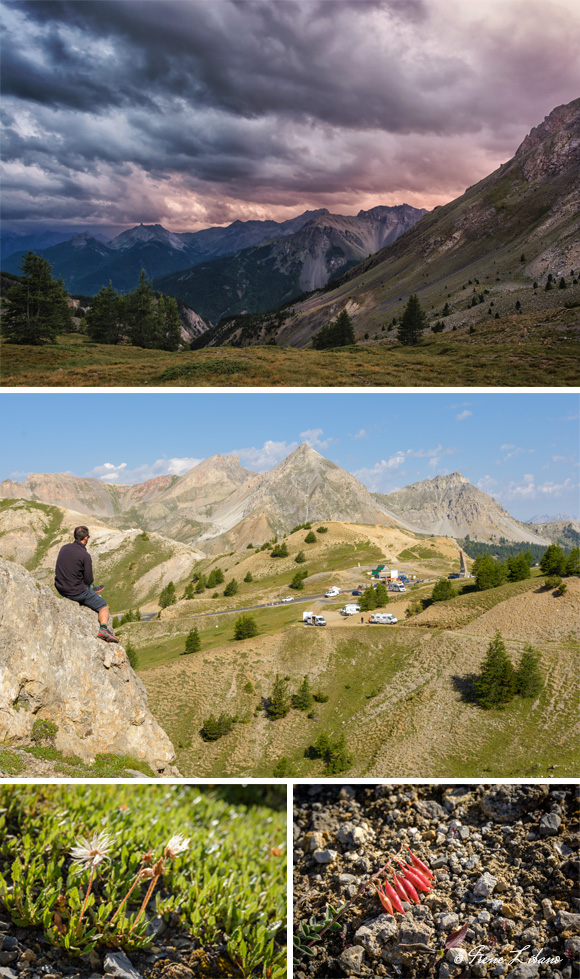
(0, 557), (177, 774)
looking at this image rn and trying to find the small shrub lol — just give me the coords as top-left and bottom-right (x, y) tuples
(313, 690), (329, 703)
(294, 550), (306, 564)
(272, 757), (296, 777)
(124, 641), (140, 670)
(31, 719), (58, 744)
(316, 526), (328, 534)
(201, 712), (235, 741)
(304, 531), (316, 544)
(306, 732), (353, 774)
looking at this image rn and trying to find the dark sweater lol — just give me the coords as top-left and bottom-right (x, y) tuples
(55, 540), (94, 596)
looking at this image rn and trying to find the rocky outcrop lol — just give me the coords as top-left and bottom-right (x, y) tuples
(0, 557), (177, 773)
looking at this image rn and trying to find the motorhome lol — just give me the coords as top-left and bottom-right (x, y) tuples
(369, 612), (398, 625)
(340, 604), (361, 616)
(389, 582), (406, 593)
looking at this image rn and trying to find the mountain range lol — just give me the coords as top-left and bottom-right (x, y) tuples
(193, 98), (580, 348)
(1, 205), (425, 324)
(0, 445), (551, 552)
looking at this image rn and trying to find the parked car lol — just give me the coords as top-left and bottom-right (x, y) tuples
(448, 573), (461, 579)
(281, 596), (294, 602)
(351, 588), (363, 596)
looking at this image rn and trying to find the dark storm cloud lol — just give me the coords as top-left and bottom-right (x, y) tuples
(1, 0), (579, 231)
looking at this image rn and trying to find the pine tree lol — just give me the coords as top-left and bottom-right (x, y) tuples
(294, 550), (306, 563)
(359, 586), (378, 611)
(125, 270), (158, 347)
(293, 675), (314, 711)
(475, 553), (507, 591)
(234, 613), (258, 640)
(506, 552), (531, 582)
(312, 308), (355, 349)
(566, 547), (580, 575)
(224, 579), (238, 596)
(397, 294), (427, 346)
(304, 531), (316, 544)
(475, 632), (516, 709)
(157, 294), (182, 351)
(184, 627), (201, 655)
(2, 251), (73, 344)
(268, 674), (291, 719)
(86, 281), (123, 344)
(159, 581), (176, 608)
(182, 583), (195, 600)
(244, 570), (253, 583)
(431, 579), (455, 602)
(514, 645), (543, 698)
(540, 543), (568, 576)
(374, 582), (389, 606)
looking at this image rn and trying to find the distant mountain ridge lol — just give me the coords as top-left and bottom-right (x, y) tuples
(1, 208), (329, 295)
(1, 206), (426, 321)
(155, 204), (427, 324)
(1, 448), (550, 552)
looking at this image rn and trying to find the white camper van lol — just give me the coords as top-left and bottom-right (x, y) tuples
(340, 604), (361, 616)
(324, 586), (341, 597)
(369, 612), (398, 625)
(389, 582), (406, 593)
(303, 611), (327, 626)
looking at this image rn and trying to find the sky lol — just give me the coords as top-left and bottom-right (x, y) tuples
(1, 0), (579, 234)
(1, 391), (578, 521)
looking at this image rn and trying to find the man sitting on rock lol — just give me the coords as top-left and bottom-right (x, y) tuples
(55, 525), (119, 643)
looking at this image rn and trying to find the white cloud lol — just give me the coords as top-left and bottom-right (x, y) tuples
(354, 444), (457, 491)
(85, 457), (202, 483)
(455, 410), (472, 421)
(299, 428), (338, 450)
(351, 428), (369, 440)
(500, 444), (515, 451)
(234, 440), (298, 470)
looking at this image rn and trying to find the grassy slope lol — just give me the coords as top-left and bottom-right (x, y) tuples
(128, 564), (579, 779)
(1, 306), (579, 386)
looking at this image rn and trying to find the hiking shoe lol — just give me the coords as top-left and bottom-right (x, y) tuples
(93, 584), (105, 594)
(97, 624), (119, 643)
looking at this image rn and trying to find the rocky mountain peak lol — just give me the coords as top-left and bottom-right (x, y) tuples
(514, 97), (580, 180)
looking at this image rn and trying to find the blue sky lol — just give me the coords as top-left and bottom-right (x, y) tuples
(1, 391), (578, 521)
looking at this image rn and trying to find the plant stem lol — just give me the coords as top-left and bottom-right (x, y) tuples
(110, 872), (144, 924)
(77, 866), (96, 934)
(306, 858), (393, 946)
(130, 873), (160, 932)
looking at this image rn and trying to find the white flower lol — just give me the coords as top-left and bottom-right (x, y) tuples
(164, 834), (190, 859)
(70, 831), (114, 869)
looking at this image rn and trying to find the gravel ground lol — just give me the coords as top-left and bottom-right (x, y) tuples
(0, 915), (247, 979)
(293, 784), (580, 979)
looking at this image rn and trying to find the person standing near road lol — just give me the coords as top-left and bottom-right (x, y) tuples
(55, 526), (118, 643)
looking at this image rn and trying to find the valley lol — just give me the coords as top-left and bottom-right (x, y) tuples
(1, 457), (577, 780)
